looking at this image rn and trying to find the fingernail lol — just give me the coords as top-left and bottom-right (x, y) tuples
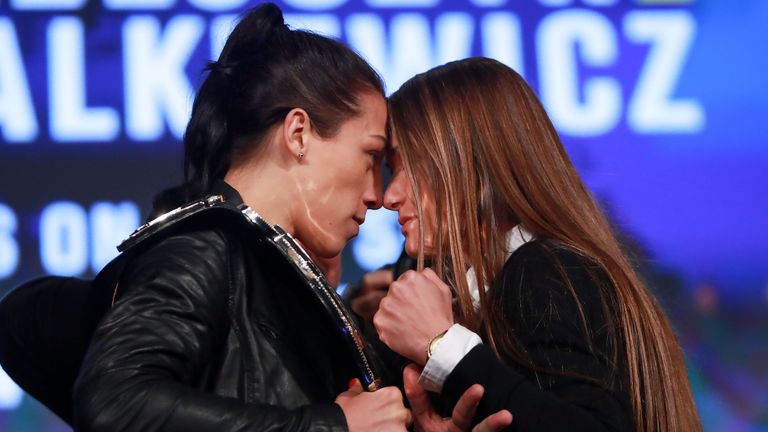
(349, 378), (358, 389)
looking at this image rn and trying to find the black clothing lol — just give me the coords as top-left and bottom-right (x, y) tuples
(1, 183), (357, 431)
(0, 276), (92, 424)
(342, 249), (417, 392)
(441, 241), (634, 431)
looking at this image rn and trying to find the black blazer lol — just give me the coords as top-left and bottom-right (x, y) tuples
(442, 241), (634, 431)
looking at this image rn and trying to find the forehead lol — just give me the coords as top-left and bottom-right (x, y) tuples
(356, 91), (387, 135)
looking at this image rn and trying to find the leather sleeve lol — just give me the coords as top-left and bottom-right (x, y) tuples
(441, 242), (633, 431)
(0, 276), (92, 425)
(73, 230), (347, 432)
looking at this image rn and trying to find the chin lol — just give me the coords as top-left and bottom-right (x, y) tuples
(404, 237), (419, 259)
(403, 236), (437, 260)
(312, 246), (342, 259)
(317, 237), (347, 259)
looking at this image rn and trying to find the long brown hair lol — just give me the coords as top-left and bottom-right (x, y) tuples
(388, 57), (700, 431)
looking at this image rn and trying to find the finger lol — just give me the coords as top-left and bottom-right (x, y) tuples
(450, 384), (484, 431)
(372, 297), (388, 332)
(361, 269), (394, 293)
(357, 290), (387, 309)
(397, 269), (418, 282)
(386, 280), (401, 298)
(351, 290), (387, 322)
(404, 408), (413, 428)
(472, 410), (513, 432)
(348, 378), (363, 394)
(421, 268), (452, 296)
(421, 267), (442, 284)
(402, 364), (433, 418)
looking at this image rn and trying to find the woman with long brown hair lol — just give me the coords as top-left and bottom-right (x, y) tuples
(374, 57), (701, 431)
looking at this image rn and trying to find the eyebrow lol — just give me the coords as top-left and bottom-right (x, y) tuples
(369, 135), (387, 154)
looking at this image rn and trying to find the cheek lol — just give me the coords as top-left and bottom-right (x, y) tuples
(296, 205), (349, 257)
(341, 159), (370, 200)
(317, 171), (362, 229)
(420, 203), (438, 241)
(312, 161), (363, 210)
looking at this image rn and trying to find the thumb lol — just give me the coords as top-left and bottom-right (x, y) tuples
(403, 364), (432, 418)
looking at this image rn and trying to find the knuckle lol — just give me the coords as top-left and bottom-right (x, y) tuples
(392, 280), (409, 294)
(388, 281), (398, 293)
(383, 386), (401, 400)
(402, 408), (413, 423)
(378, 295), (389, 310)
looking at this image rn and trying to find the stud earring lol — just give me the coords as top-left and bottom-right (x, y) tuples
(298, 152), (304, 160)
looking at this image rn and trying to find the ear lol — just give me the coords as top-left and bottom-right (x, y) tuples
(281, 108), (312, 162)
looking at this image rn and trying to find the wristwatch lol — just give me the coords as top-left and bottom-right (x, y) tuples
(426, 328), (449, 361)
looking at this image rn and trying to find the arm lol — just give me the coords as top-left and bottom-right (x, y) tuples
(441, 245), (633, 431)
(0, 276), (93, 424)
(73, 230), (346, 432)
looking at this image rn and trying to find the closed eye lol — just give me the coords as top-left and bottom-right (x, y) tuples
(367, 150), (384, 164)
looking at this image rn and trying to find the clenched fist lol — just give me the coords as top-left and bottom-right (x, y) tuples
(373, 268), (454, 365)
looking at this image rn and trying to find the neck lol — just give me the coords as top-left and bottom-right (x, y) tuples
(224, 161), (297, 235)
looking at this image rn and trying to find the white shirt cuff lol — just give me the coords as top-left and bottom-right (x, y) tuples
(418, 324), (482, 393)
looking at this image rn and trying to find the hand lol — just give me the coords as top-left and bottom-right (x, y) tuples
(374, 268), (454, 364)
(403, 364), (513, 432)
(351, 269), (393, 322)
(335, 380), (412, 432)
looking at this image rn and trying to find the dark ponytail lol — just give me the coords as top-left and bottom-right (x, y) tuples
(166, 2), (384, 207)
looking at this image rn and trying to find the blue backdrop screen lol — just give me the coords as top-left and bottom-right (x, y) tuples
(0, 1), (766, 430)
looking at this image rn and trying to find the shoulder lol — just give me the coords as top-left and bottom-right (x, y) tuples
(492, 239), (611, 327)
(499, 239), (602, 285)
(114, 228), (237, 303)
(503, 239), (597, 276)
(127, 228), (232, 271)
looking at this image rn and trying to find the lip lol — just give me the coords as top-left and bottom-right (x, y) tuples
(352, 215), (365, 225)
(398, 216), (414, 227)
(399, 216), (416, 235)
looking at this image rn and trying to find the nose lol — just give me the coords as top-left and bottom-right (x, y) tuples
(363, 164), (383, 210)
(383, 171), (404, 211)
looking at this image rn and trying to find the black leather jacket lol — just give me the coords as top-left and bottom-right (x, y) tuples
(71, 184), (358, 431)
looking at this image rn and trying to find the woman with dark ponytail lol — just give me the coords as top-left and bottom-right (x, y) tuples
(0, 4), (415, 431)
(71, 4), (418, 431)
